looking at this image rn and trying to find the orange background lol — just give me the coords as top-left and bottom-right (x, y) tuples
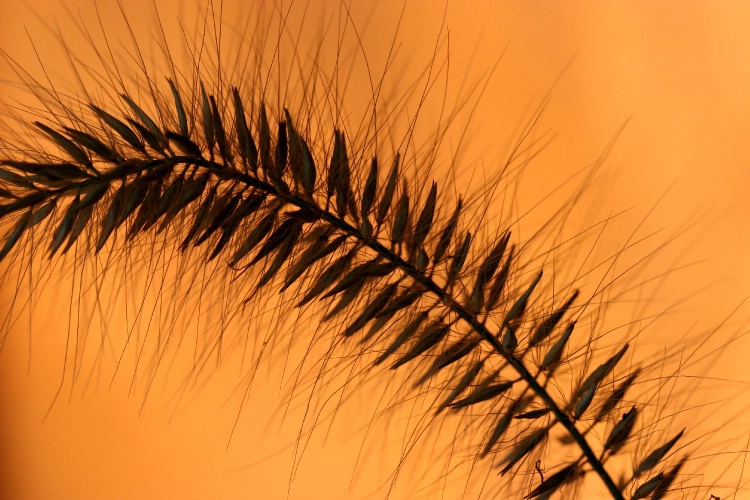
(0, 1), (748, 499)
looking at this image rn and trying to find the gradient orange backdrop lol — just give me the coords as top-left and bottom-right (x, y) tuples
(0, 1), (748, 499)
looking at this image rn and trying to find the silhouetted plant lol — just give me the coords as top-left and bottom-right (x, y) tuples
(0, 2), (740, 499)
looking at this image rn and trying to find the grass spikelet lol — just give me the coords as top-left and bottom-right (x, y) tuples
(651, 457), (688, 500)
(572, 343), (630, 419)
(500, 428), (549, 476)
(449, 379), (515, 409)
(540, 320), (576, 371)
(391, 318), (451, 369)
(481, 396), (528, 457)
(120, 93), (165, 149)
(525, 464), (578, 499)
(376, 152), (400, 225)
(232, 88), (257, 173)
(90, 104), (145, 152)
(633, 429), (685, 479)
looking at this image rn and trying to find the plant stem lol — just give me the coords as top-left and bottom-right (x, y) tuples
(38, 154), (624, 498)
(222, 162), (623, 499)
(315, 200), (624, 500)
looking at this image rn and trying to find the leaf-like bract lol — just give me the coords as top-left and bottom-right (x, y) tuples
(499, 428), (548, 476)
(634, 429), (685, 478)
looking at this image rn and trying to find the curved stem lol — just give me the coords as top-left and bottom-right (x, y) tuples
(29, 154), (623, 499)
(320, 205), (623, 500)
(214, 161), (623, 499)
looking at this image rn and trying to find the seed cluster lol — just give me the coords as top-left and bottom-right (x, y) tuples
(0, 80), (687, 499)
